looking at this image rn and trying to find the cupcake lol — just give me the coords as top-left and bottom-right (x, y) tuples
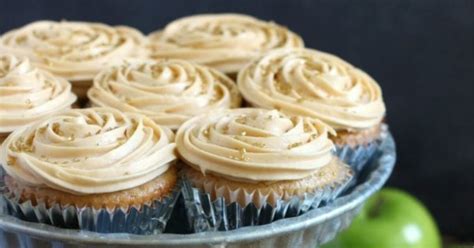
(87, 59), (241, 130)
(148, 14), (304, 78)
(0, 54), (76, 144)
(0, 20), (147, 100)
(238, 48), (387, 173)
(176, 108), (353, 231)
(0, 107), (178, 234)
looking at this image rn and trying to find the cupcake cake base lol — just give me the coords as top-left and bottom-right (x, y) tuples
(181, 159), (353, 232)
(0, 167), (180, 234)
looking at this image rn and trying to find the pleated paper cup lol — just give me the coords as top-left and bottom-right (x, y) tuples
(334, 124), (389, 175)
(181, 159), (353, 232)
(0, 169), (180, 235)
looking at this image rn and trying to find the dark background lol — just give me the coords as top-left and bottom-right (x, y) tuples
(1, 0), (473, 241)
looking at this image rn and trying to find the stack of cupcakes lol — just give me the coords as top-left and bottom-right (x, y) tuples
(0, 13), (387, 234)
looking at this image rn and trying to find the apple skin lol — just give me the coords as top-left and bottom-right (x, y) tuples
(321, 188), (441, 248)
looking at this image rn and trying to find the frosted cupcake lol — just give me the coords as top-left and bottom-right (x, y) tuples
(0, 54), (76, 144)
(238, 48), (387, 173)
(176, 108), (352, 231)
(0, 107), (178, 234)
(148, 14), (304, 78)
(88, 59), (241, 130)
(0, 21), (147, 100)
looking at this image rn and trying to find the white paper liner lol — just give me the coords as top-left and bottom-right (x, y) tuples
(181, 164), (353, 232)
(335, 124), (389, 175)
(0, 170), (180, 235)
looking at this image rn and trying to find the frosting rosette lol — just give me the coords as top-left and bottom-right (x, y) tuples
(0, 20), (146, 81)
(0, 107), (176, 195)
(0, 54), (76, 134)
(148, 14), (304, 74)
(88, 59), (241, 130)
(176, 108), (336, 182)
(238, 48), (386, 131)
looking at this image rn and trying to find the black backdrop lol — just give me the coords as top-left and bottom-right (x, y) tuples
(1, 0), (473, 241)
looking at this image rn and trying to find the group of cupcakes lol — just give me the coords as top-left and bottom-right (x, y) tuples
(0, 14), (387, 234)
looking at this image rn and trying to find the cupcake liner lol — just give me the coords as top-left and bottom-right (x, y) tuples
(0, 169), (180, 235)
(181, 166), (353, 232)
(335, 124), (389, 176)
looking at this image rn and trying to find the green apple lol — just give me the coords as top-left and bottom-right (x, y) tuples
(321, 188), (441, 248)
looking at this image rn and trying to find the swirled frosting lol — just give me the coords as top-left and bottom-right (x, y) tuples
(0, 107), (176, 195)
(0, 20), (146, 81)
(148, 14), (304, 74)
(0, 54), (76, 134)
(176, 108), (335, 182)
(238, 48), (386, 131)
(88, 59), (241, 130)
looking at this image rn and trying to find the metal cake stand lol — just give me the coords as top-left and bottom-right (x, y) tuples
(0, 132), (396, 248)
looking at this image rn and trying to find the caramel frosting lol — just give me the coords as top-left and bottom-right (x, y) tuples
(0, 107), (176, 195)
(176, 108), (335, 182)
(0, 54), (76, 134)
(88, 59), (241, 130)
(0, 20), (146, 81)
(238, 48), (386, 131)
(148, 14), (304, 74)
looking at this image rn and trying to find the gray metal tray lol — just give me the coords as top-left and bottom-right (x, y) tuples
(0, 132), (396, 248)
